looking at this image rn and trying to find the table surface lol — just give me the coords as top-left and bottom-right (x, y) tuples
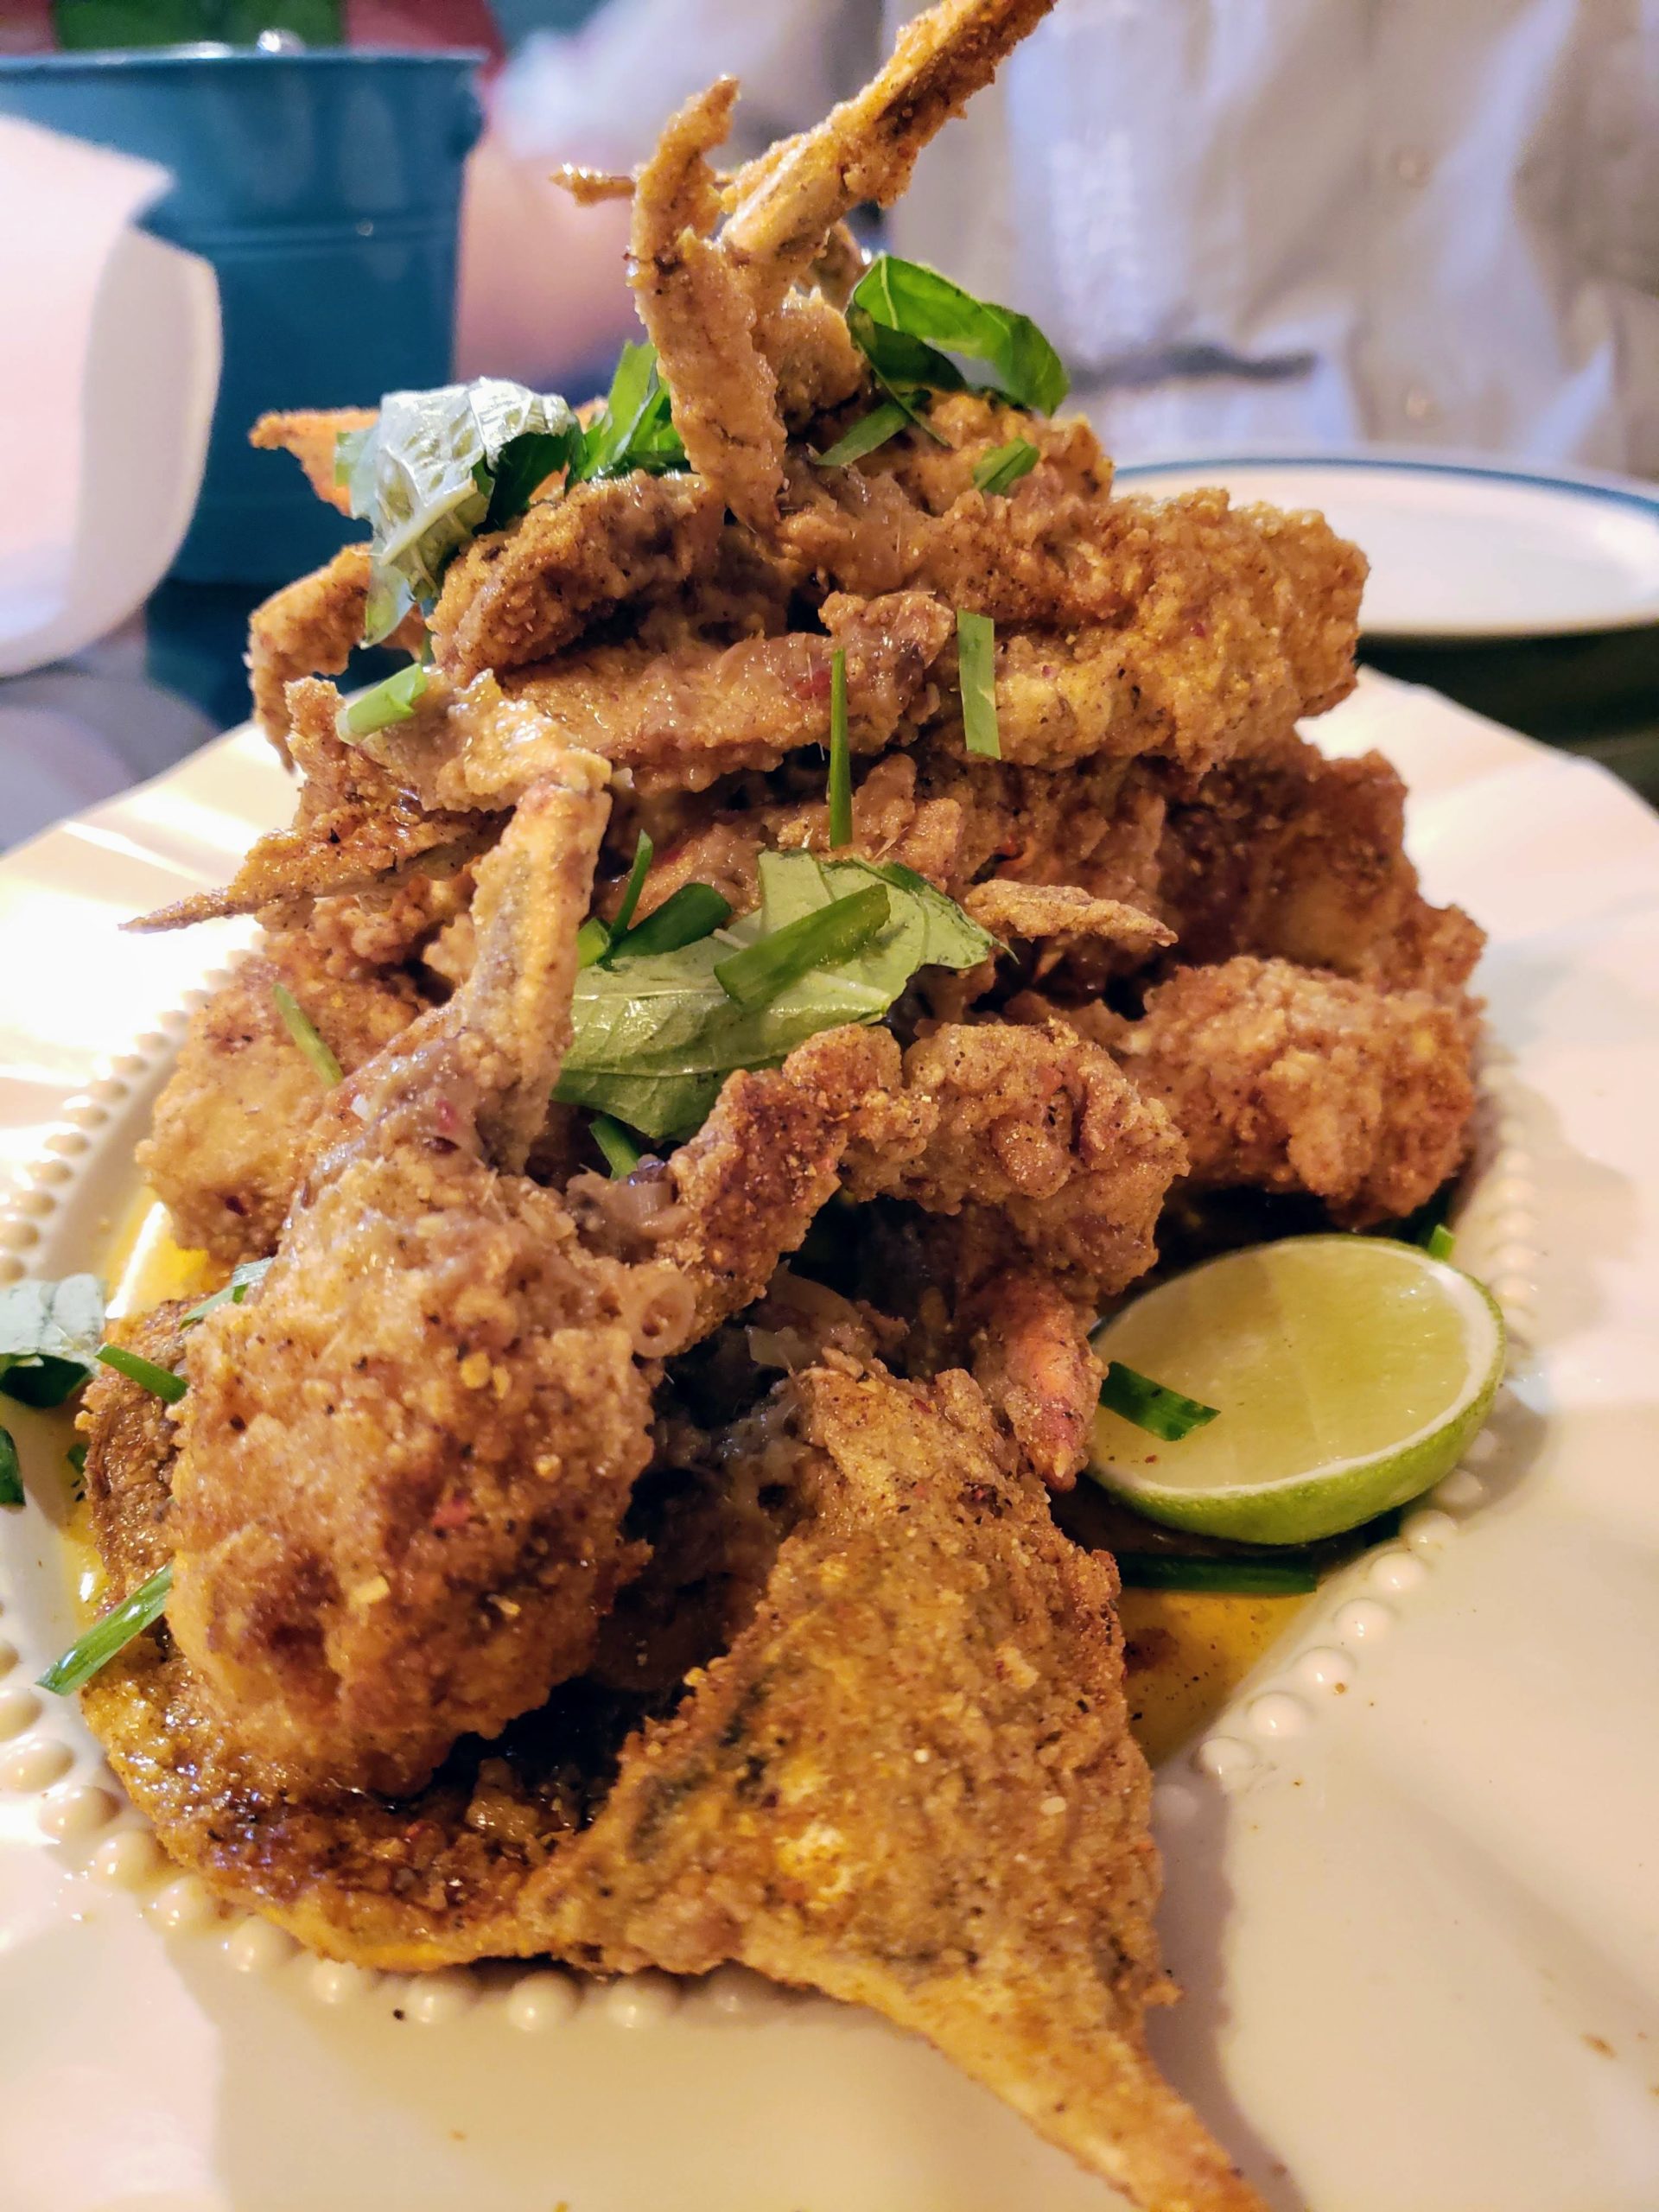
(3, 582), (1657, 861)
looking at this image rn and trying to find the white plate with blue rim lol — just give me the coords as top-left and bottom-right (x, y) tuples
(1116, 449), (1659, 640)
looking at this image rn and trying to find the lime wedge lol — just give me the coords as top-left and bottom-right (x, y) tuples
(1087, 1236), (1504, 1544)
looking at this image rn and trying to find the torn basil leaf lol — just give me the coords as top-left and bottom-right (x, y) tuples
(554, 850), (995, 1141)
(338, 378), (582, 643)
(0, 1274), (106, 1408)
(849, 256), (1070, 416)
(572, 342), (688, 484)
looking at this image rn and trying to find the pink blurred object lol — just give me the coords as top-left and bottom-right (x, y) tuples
(345, 1), (504, 64)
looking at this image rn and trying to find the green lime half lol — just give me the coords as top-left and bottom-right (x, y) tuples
(1087, 1236), (1504, 1545)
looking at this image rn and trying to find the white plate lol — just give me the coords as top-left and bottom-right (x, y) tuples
(3, 674), (1659, 2211)
(1116, 452), (1659, 640)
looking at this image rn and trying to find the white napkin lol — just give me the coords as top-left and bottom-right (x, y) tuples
(0, 115), (220, 680)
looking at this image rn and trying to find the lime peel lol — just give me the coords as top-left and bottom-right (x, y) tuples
(1087, 1236), (1504, 1546)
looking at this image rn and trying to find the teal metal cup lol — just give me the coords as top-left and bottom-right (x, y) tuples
(0, 48), (484, 582)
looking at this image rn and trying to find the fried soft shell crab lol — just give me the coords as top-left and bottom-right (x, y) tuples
(72, 2), (1483, 2203)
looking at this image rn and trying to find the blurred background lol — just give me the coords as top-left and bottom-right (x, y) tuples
(1, 0), (1656, 849)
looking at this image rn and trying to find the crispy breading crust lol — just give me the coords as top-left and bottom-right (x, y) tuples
(137, 944), (424, 1266)
(1116, 955), (1478, 1225)
(526, 1362), (1264, 2212)
(434, 474), (722, 682)
(249, 407), (371, 515)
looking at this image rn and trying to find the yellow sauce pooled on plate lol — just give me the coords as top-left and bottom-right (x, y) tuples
(96, 1197), (1305, 1760)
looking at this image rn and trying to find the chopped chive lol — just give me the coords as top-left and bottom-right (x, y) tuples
(957, 609), (1001, 760)
(607, 831), (654, 947)
(38, 1560), (174, 1694)
(1115, 1553), (1318, 1596)
(714, 884), (891, 1011)
(0, 1427), (20, 1507)
(339, 659), (428, 739)
(827, 647), (853, 850)
(65, 1440), (86, 1499)
(576, 916), (612, 968)
(972, 437), (1039, 495)
(95, 1345), (187, 1405)
(181, 1257), (272, 1329)
(611, 881), (732, 959)
(271, 984), (343, 1086)
(590, 1114), (643, 1178)
(816, 399), (912, 467)
(1427, 1223), (1457, 1262)
(1098, 1362), (1219, 1442)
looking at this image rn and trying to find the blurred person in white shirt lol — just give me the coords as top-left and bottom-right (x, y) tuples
(458, 0), (1659, 472)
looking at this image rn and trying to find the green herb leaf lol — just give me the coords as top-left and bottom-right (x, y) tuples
(972, 437), (1039, 495)
(612, 882), (732, 960)
(849, 256), (1070, 415)
(38, 1560), (174, 1695)
(957, 609), (1001, 759)
(715, 885), (891, 1011)
(0, 1357), (86, 1409)
(181, 1257), (272, 1330)
(65, 1440), (86, 1500)
(484, 429), (575, 530)
(827, 648), (853, 849)
(271, 983), (343, 1087)
(571, 341), (688, 485)
(1426, 1223), (1457, 1262)
(554, 851), (995, 1140)
(0, 1427), (20, 1508)
(1098, 1362), (1220, 1443)
(96, 1345), (187, 1405)
(816, 399), (914, 467)
(590, 1114), (643, 1179)
(340, 658), (428, 739)
(607, 831), (654, 950)
(339, 379), (582, 644)
(0, 1274), (105, 1406)
(841, 310), (952, 447)
(1114, 1553), (1316, 1596)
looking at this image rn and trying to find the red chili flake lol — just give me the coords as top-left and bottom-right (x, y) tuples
(1191, 621), (1209, 639)
(793, 664), (833, 701)
(431, 1096), (460, 1137)
(431, 1495), (472, 1533)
